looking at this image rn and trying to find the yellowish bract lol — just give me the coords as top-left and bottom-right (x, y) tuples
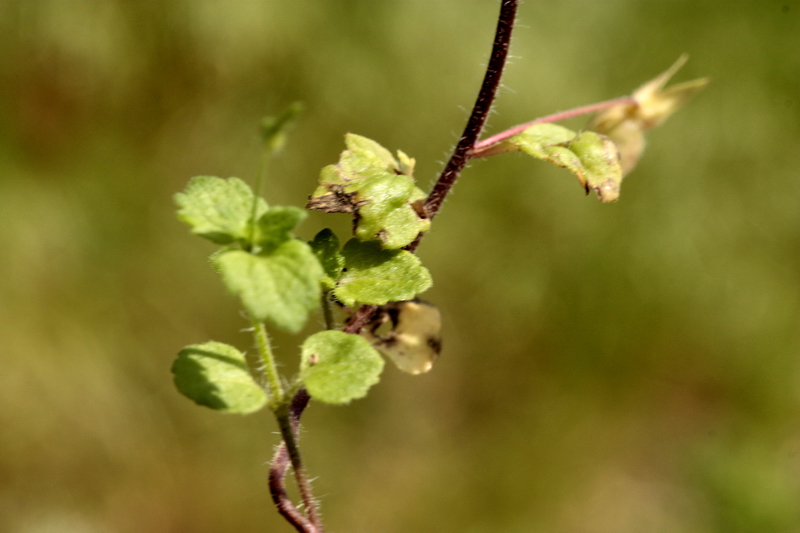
(589, 55), (710, 175)
(361, 300), (443, 375)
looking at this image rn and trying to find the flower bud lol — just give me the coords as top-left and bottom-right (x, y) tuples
(589, 55), (709, 175)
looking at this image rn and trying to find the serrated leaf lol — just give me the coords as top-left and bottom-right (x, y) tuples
(503, 124), (623, 202)
(589, 55), (709, 174)
(300, 330), (384, 404)
(334, 238), (432, 307)
(213, 241), (324, 333)
(172, 341), (267, 414)
(256, 206), (306, 251)
(306, 134), (429, 249)
(309, 229), (344, 285)
(175, 176), (267, 245)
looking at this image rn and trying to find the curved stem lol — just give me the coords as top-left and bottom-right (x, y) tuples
(269, 304), (376, 532)
(251, 319), (322, 529)
(270, 390), (321, 533)
(471, 96), (635, 155)
(275, 401), (324, 531)
(270, 460), (316, 533)
(421, 0), (518, 225)
(272, 5), (519, 530)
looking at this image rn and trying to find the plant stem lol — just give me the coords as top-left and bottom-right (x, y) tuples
(271, 5), (519, 530)
(321, 291), (336, 330)
(270, 389), (320, 533)
(470, 96), (636, 155)
(343, 304), (378, 335)
(250, 103), (302, 247)
(249, 149), (272, 249)
(275, 393), (324, 531)
(250, 317), (284, 406)
(251, 317), (323, 529)
(421, 0), (518, 225)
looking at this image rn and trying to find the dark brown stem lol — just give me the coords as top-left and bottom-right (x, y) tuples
(271, 4), (519, 530)
(269, 389), (321, 533)
(421, 0), (518, 224)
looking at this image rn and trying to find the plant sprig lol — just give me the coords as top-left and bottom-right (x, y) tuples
(171, 1), (706, 530)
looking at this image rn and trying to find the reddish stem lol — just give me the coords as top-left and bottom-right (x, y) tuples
(471, 96), (635, 155)
(269, 389), (320, 533)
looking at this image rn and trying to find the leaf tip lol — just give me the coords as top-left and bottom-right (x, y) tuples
(594, 179), (620, 202)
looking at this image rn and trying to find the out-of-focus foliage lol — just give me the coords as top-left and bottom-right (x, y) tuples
(1, 1), (799, 532)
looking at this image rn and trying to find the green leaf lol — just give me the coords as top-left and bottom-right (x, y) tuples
(256, 206), (306, 251)
(344, 133), (398, 170)
(300, 330), (384, 404)
(353, 173), (429, 249)
(567, 131), (624, 202)
(309, 229), (345, 287)
(175, 176), (266, 244)
(306, 134), (429, 249)
(508, 123), (578, 155)
(172, 341), (267, 414)
(503, 124), (623, 202)
(213, 240), (324, 333)
(334, 238), (432, 307)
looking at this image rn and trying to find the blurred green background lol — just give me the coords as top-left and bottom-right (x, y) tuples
(2, 1), (799, 532)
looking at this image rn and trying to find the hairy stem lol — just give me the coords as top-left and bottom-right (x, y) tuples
(270, 390), (320, 533)
(471, 96), (636, 155)
(251, 319), (322, 528)
(421, 0), (518, 224)
(271, 5), (519, 530)
(288, 0), (518, 466)
(250, 317), (284, 406)
(275, 403), (324, 531)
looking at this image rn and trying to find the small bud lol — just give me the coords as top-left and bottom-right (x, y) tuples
(260, 102), (303, 155)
